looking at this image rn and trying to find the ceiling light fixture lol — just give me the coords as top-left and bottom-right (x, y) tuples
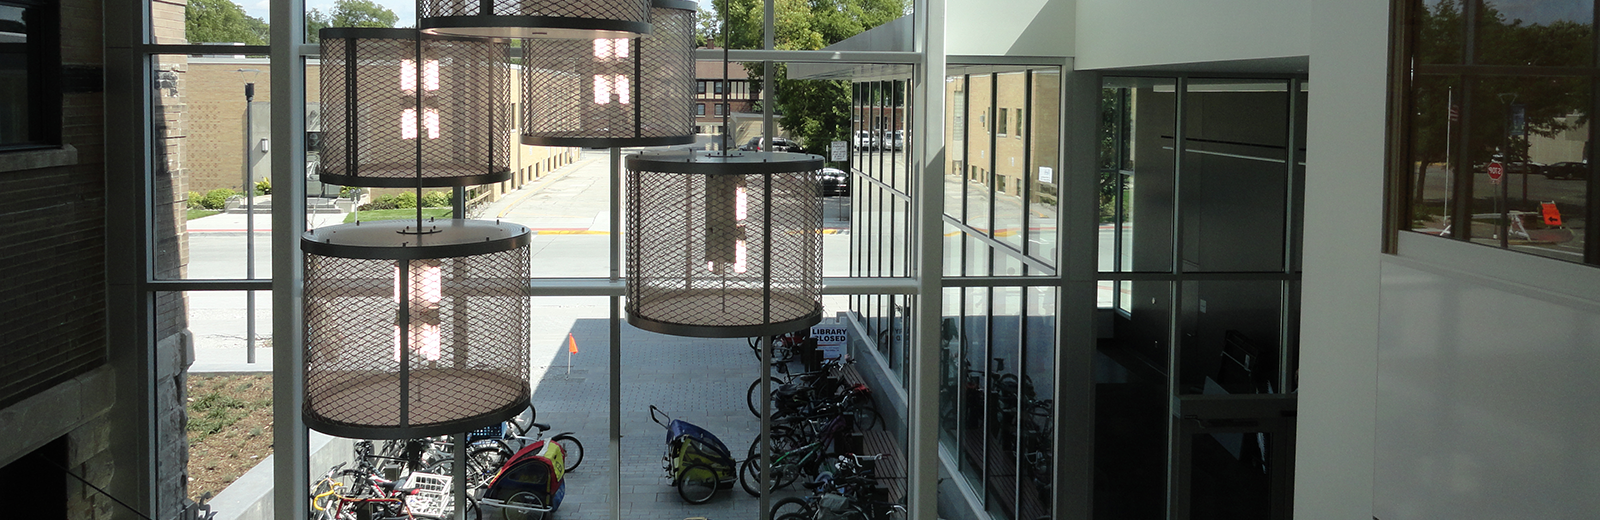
(303, 28), (532, 439)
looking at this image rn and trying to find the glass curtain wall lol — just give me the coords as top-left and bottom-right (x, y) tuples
(926, 63), (1061, 520)
(135, 8), (923, 520)
(851, 75), (915, 385)
(1096, 75), (1305, 520)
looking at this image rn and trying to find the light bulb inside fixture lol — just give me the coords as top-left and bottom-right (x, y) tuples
(393, 260), (443, 362)
(593, 75), (611, 105)
(401, 109), (441, 140)
(424, 109), (440, 139)
(400, 60), (441, 92)
(592, 38), (629, 59)
(704, 175), (748, 274)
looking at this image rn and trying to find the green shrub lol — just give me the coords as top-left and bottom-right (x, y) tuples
(200, 188), (238, 210)
(422, 191), (451, 208)
(186, 191), (204, 209)
(359, 195), (394, 211)
(339, 186), (361, 198)
(359, 192), (419, 211)
(254, 177), (272, 196)
(392, 192), (418, 209)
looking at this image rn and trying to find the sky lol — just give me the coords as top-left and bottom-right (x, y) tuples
(242, 0), (708, 30)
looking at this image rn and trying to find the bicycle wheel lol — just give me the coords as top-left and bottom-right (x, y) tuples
(849, 404), (884, 431)
(769, 497), (813, 520)
(676, 463), (719, 504)
(468, 446), (511, 486)
(738, 458), (765, 496)
(550, 434), (583, 472)
(773, 338), (796, 364)
(500, 491), (543, 520)
(775, 514), (810, 520)
(747, 377), (783, 417)
(739, 457), (796, 495)
(746, 426), (802, 459)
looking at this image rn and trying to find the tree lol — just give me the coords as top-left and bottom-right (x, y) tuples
(696, 6), (718, 48)
(306, 9), (330, 42)
(708, 0), (908, 153)
(186, 0), (267, 45)
(306, 0), (400, 42)
(328, 0), (398, 29)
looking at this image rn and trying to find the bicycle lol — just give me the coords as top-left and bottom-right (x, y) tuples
(767, 454), (887, 520)
(748, 356), (855, 418)
(311, 462), (472, 520)
(748, 330), (807, 364)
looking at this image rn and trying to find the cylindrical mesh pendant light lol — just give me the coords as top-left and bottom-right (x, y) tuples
(625, 150), (826, 338)
(418, 0), (651, 39)
(318, 28), (511, 188)
(303, 219), (532, 439)
(521, 0), (696, 147)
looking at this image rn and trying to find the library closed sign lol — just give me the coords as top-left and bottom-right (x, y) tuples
(811, 325), (848, 359)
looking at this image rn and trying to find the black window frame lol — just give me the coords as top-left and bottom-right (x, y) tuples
(0, 0), (61, 151)
(696, 103), (705, 116)
(1388, 0), (1600, 265)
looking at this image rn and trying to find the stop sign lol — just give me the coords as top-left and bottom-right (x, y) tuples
(1488, 161), (1505, 181)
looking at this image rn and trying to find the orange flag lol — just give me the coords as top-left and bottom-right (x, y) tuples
(567, 333), (579, 354)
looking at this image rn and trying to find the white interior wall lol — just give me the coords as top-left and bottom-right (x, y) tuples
(1073, 0), (1308, 70)
(946, 0), (1075, 57)
(1297, 0), (1388, 518)
(1376, 245), (1600, 520)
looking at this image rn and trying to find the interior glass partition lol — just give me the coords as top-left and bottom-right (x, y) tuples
(1097, 75), (1304, 520)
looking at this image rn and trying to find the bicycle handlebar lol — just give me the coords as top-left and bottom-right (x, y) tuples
(649, 405), (671, 429)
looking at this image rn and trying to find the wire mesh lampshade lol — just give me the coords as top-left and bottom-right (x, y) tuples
(625, 150), (826, 338)
(302, 219), (532, 439)
(419, 0), (651, 39)
(318, 28), (511, 188)
(520, 0), (696, 147)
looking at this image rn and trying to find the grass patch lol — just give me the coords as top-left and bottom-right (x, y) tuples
(187, 209), (222, 220)
(344, 208), (453, 224)
(187, 376), (272, 443)
(187, 374), (274, 502)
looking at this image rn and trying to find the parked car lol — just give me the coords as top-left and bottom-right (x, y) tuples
(1543, 161), (1589, 180)
(887, 130), (905, 151)
(854, 131), (877, 151)
(819, 168), (849, 196)
(740, 136), (803, 152)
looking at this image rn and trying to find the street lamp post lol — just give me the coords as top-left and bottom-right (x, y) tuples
(240, 68), (260, 363)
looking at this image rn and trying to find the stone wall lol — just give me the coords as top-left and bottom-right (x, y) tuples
(152, 0), (195, 518)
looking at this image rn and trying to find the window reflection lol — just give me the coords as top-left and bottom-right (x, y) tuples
(1403, 0), (1594, 264)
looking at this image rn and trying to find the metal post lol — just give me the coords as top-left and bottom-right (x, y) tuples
(244, 80), (257, 364)
(269, 0), (309, 515)
(911, 0), (947, 517)
(1058, 64), (1101, 520)
(610, 146), (622, 520)
(762, 0), (775, 143)
(759, 333), (774, 516)
(452, 436), (466, 520)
